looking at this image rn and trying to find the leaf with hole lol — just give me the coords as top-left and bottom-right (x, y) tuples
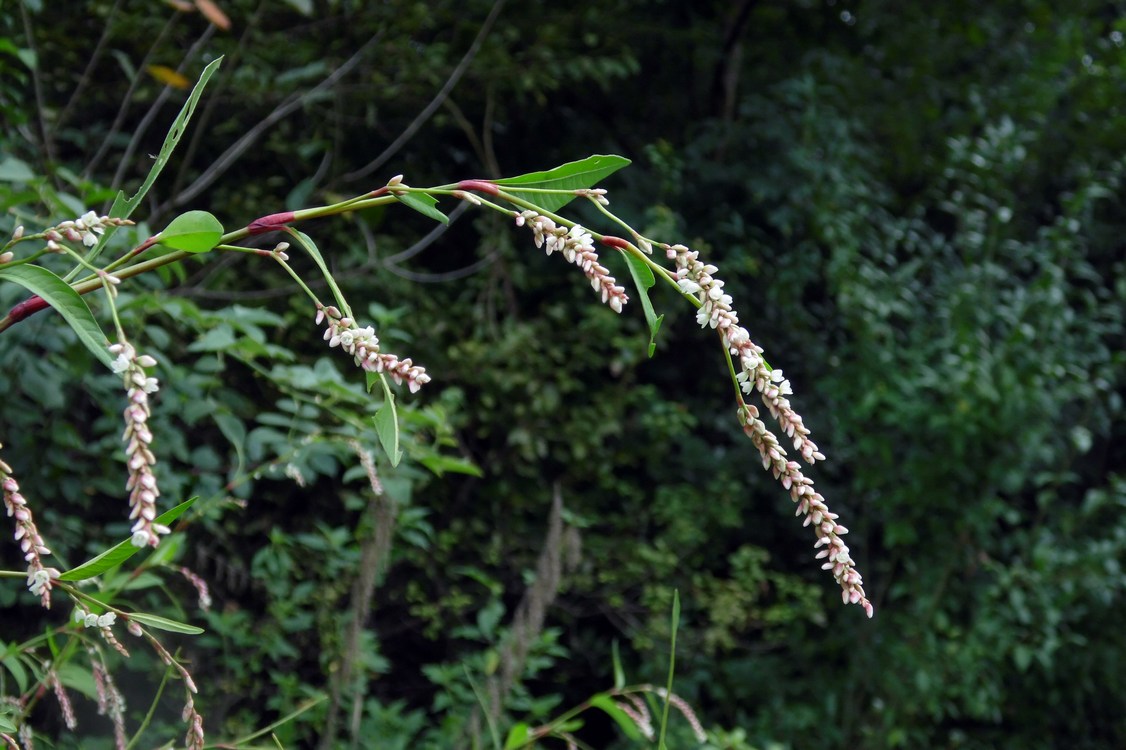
(157, 210), (224, 253)
(88, 57), (223, 267)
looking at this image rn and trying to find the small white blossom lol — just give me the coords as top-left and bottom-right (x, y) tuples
(315, 304), (431, 392)
(518, 210), (628, 314)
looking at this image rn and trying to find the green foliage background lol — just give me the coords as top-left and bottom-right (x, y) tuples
(1, 0), (1124, 748)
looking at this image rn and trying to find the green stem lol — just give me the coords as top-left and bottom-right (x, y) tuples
(126, 663), (173, 750)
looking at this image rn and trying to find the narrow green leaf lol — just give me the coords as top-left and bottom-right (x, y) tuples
(611, 639), (626, 690)
(86, 57), (223, 268)
(288, 229), (349, 314)
(419, 454), (483, 478)
(1, 653), (29, 694)
(224, 695), (328, 747)
(127, 612), (204, 635)
(395, 192), (449, 224)
(657, 589), (681, 750)
(212, 409), (247, 477)
(157, 210), (224, 253)
(59, 497), (198, 581)
(590, 694), (643, 741)
(0, 156), (35, 182)
(0, 265), (113, 369)
(623, 252), (665, 358)
(56, 663), (99, 700)
(493, 154), (631, 213)
(365, 370), (380, 393)
(503, 722), (530, 750)
(374, 377), (403, 467)
(0, 712), (16, 734)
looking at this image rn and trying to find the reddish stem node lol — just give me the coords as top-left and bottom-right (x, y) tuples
(456, 179), (500, 196)
(599, 235), (631, 250)
(7, 295), (48, 324)
(247, 211), (296, 235)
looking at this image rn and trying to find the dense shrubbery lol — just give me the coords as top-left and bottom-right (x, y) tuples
(2, 1), (1124, 748)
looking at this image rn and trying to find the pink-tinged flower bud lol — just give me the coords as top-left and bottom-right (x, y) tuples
(12, 225), (24, 240)
(0, 251), (13, 264)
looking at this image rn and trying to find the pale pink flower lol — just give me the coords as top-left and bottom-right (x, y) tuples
(518, 210), (629, 313)
(109, 341), (168, 548)
(667, 243), (872, 617)
(1, 446), (59, 608)
(315, 304), (431, 392)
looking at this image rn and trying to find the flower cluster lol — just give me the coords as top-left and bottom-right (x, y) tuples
(42, 210), (132, 252)
(666, 243), (872, 617)
(517, 210), (629, 313)
(110, 342), (168, 547)
(90, 654), (127, 750)
(2, 444), (59, 608)
(179, 566), (213, 611)
(74, 608), (128, 656)
(316, 304), (431, 393)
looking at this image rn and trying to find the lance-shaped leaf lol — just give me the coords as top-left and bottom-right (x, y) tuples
(395, 192), (449, 224)
(374, 377), (403, 467)
(127, 612), (204, 635)
(59, 498), (198, 581)
(622, 252), (664, 358)
(82, 57), (223, 269)
(590, 695), (644, 741)
(156, 210), (224, 253)
(493, 154), (631, 213)
(0, 265), (113, 369)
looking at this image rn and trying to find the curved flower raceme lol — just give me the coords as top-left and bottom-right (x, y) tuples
(110, 342), (168, 548)
(667, 243), (872, 617)
(1, 445), (59, 608)
(517, 210), (629, 313)
(315, 304), (430, 393)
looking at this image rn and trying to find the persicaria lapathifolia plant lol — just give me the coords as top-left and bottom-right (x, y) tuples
(0, 61), (872, 747)
(1, 155), (872, 618)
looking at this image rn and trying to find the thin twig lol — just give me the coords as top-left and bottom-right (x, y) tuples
(54, 0), (123, 135)
(339, 0), (507, 184)
(384, 252), (498, 283)
(382, 201), (470, 266)
(163, 31), (385, 213)
(19, 3), (58, 178)
(84, 13), (179, 180)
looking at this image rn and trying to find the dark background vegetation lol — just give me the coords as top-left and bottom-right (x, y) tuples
(2, 0), (1124, 748)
